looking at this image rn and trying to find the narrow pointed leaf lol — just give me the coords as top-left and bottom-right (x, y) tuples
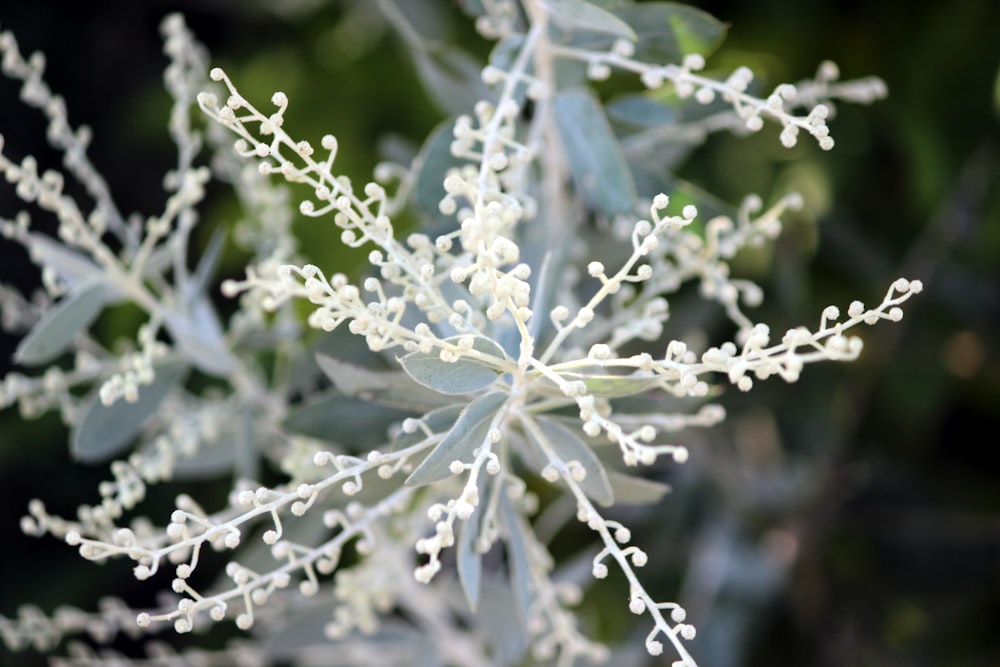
(15, 280), (107, 365)
(457, 469), (490, 610)
(606, 469), (671, 505)
(534, 416), (614, 506)
(284, 391), (413, 447)
(547, 0), (637, 41)
(393, 404), (464, 451)
(316, 354), (453, 411)
(561, 371), (662, 398)
(613, 3), (726, 63)
(405, 391), (506, 487)
(71, 361), (188, 463)
(554, 89), (636, 216)
(498, 488), (533, 626)
(400, 335), (508, 395)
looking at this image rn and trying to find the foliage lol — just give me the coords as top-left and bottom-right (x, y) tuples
(0, 2), (923, 665)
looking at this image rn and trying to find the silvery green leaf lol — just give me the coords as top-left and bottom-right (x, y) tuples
(457, 469), (490, 610)
(560, 370), (662, 398)
(546, 0), (637, 41)
(400, 335), (508, 395)
(283, 391), (413, 448)
(393, 404), (464, 451)
(187, 225), (226, 299)
(412, 119), (461, 230)
(164, 296), (235, 376)
(554, 89), (636, 216)
(607, 94), (679, 128)
(316, 354), (453, 411)
(170, 436), (237, 480)
(606, 469), (671, 505)
(27, 233), (104, 288)
(164, 227), (236, 376)
(498, 488), (533, 626)
(613, 2), (726, 63)
(414, 44), (492, 117)
(473, 579), (529, 665)
(533, 416), (614, 506)
(14, 280), (108, 366)
(405, 391), (506, 487)
(71, 360), (188, 463)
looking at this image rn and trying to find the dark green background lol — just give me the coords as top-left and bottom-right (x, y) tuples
(1, 1), (997, 665)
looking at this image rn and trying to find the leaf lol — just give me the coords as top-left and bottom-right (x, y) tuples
(533, 416), (614, 506)
(607, 93), (679, 128)
(283, 391), (413, 448)
(316, 354), (453, 411)
(613, 2), (726, 64)
(560, 370), (662, 398)
(554, 89), (636, 216)
(405, 391), (506, 487)
(546, 0), (637, 41)
(71, 360), (188, 463)
(164, 297), (235, 376)
(606, 469), (671, 505)
(457, 469), (490, 610)
(412, 119), (462, 231)
(498, 488), (533, 626)
(14, 280), (108, 366)
(26, 233), (105, 288)
(393, 404), (464, 451)
(400, 335), (508, 395)
(414, 44), (492, 117)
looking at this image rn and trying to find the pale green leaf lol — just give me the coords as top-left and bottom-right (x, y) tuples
(613, 2), (726, 63)
(547, 0), (637, 41)
(400, 335), (508, 395)
(606, 469), (671, 505)
(316, 354), (453, 411)
(412, 119), (461, 230)
(457, 469), (490, 610)
(560, 370), (662, 398)
(498, 488), (533, 626)
(554, 89), (636, 216)
(405, 391), (506, 487)
(393, 404), (464, 451)
(283, 391), (413, 448)
(533, 416), (614, 506)
(71, 361), (188, 463)
(415, 45), (491, 117)
(15, 280), (108, 366)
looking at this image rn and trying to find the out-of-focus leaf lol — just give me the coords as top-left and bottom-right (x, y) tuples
(71, 361), (188, 463)
(165, 226), (236, 376)
(554, 89), (636, 216)
(316, 354), (453, 411)
(412, 119), (461, 230)
(405, 391), (506, 486)
(547, 0), (637, 41)
(283, 391), (413, 448)
(14, 280), (108, 366)
(400, 335), (508, 395)
(498, 488), (533, 626)
(613, 2), (726, 63)
(606, 469), (671, 505)
(26, 233), (105, 288)
(560, 370), (662, 398)
(457, 469), (490, 610)
(607, 94), (679, 128)
(414, 44), (491, 117)
(393, 404), (463, 451)
(164, 297), (235, 376)
(531, 416), (614, 506)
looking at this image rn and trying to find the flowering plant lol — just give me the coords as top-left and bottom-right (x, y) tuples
(0, 2), (919, 665)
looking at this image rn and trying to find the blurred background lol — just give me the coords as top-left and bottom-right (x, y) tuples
(1, 1), (997, 666)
